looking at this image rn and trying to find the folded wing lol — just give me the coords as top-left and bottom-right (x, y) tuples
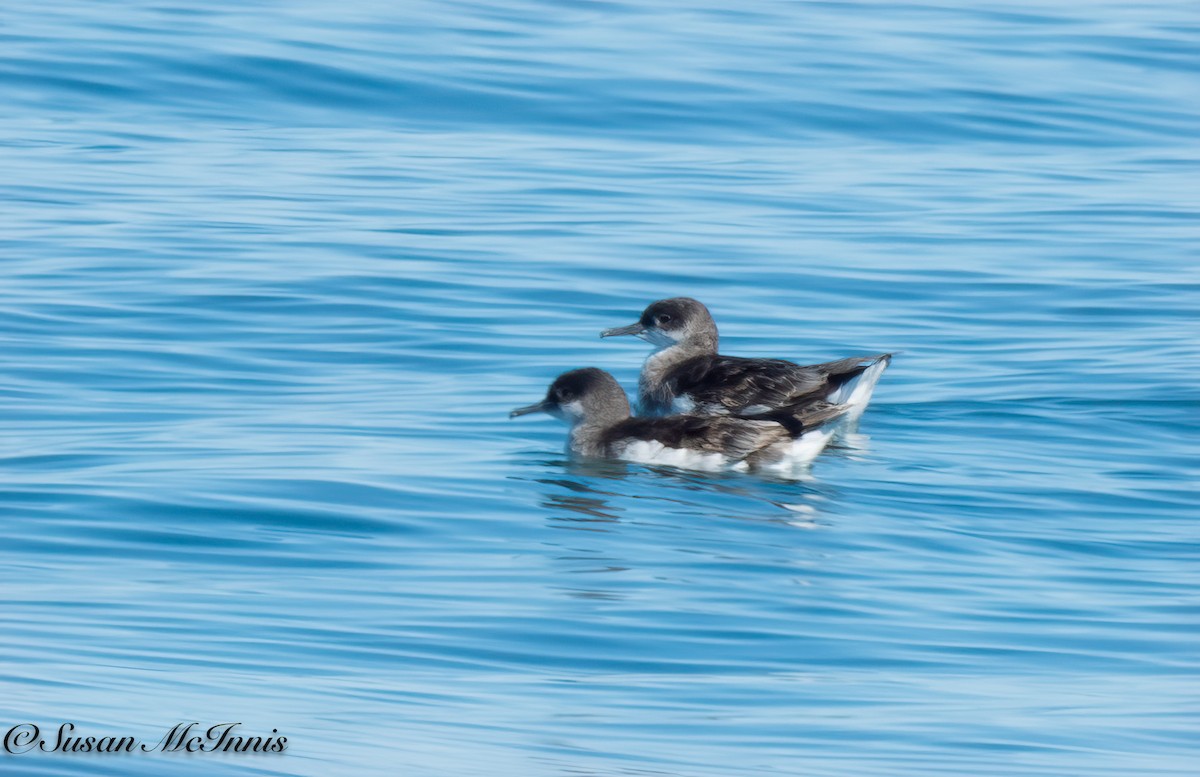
(670, 353), (891, 415)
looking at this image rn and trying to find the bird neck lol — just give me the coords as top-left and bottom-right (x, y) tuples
(567, 405), (629, 457)
(567, 424), (606, 457)
(638, 334), (716, 412)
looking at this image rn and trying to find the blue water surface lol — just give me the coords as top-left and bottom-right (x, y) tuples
(1, 1), (1197, 775)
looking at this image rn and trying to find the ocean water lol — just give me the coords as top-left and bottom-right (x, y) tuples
(1, 1), (1197, 775)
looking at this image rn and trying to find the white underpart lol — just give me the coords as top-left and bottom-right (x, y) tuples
(613, 424), (836, 477)
(826, 357), (889, 422)
(615, 440), (731, 472)
(757, 426), (838, 478)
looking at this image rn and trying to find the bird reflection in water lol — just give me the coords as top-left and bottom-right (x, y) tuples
(523, 455), (837, 533)
(537, 458), (632, 527)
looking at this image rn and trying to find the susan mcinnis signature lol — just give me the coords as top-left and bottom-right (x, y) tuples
(3, 722), (287, 754)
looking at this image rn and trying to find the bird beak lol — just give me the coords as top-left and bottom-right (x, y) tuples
(509, 400), (550, 418)
(600, 321), (645, 338)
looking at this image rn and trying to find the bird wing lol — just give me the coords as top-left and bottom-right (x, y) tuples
(671, 354), (888, 414)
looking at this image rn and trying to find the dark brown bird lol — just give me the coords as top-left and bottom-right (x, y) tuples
(510, 368), (849, 474)
(601, 297), (891, 419)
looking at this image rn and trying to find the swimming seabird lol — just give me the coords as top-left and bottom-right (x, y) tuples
(510, 367), (850, 473)
(600, 297), (891, 419)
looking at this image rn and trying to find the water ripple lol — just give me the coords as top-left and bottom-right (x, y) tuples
(1, 1), (1198, 776)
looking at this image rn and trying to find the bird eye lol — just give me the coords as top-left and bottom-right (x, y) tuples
(656, 314), (672, 325)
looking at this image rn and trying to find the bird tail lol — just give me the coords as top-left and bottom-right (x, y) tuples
(824, 353), (891, 420)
